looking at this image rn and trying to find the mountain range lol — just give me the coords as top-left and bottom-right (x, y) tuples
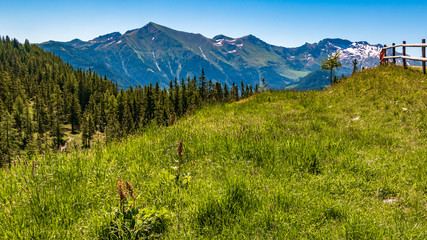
(39, 22), (384, 89)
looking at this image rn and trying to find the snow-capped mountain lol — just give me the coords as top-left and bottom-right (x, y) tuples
(39, 22), (384, 89)
(339, 42), (382, 68)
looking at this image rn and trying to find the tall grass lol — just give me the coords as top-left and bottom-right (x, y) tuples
(0, 66), (426, 239)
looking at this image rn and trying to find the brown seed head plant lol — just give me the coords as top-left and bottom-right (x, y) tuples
(125, 180), (136, 208)
(177, 139), (183, 160)
(117, 176), (127, 212)
(116, 177), (137, 212)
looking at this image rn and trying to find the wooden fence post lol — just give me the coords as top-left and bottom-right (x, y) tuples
(392, 43), (396, 65)
(381, 44), (387, 65)
(384, 45), (387, 65)
(422, 39), (426, 75)
(402, 41), (407, 69)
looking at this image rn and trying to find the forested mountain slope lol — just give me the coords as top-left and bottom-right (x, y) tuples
(0, 37), (256, 167)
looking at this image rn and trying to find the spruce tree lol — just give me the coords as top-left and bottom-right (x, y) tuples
(12, 96), (25, 141)
(352, 59), (358, 75)
(69, 93), (81, 133)
(198, 69), (207, 102)
(173, 78), (180, 116)
(261, 78), (268, 92)
(81, 111), (95, 148)
(0, 111), (20, 167)
(180, 78), (188, 115)
(207, 80), (213, 102)
(223, 83), (229, 101)
(240, 81), (246, 98)
(144, 84), (155, 123)
(105, 92), (119, 141)
(22, 101), (34, 148)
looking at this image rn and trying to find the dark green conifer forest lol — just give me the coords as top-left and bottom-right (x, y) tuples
(0, 37), (261, 167)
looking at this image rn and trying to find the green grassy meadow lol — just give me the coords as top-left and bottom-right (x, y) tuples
(1, 66), (426, 239)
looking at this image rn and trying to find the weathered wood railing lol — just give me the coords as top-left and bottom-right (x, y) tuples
(382, 39), (427, 74)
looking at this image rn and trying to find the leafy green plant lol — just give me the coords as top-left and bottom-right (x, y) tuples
(99, 178), (170, 239)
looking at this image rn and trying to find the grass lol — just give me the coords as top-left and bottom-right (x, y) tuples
(0, 65), (426, 239)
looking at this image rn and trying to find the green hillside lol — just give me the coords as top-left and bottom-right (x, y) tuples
(1, 66), (426, 239)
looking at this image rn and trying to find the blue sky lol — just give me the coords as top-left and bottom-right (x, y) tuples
(1, 0), (426, 55)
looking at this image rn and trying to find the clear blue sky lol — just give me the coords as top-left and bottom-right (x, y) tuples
(1, 0), (426, 56)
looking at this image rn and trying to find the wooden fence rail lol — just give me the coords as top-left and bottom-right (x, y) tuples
(381, 39), (427, 74)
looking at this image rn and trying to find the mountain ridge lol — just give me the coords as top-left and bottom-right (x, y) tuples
(39, 22), (383, 89)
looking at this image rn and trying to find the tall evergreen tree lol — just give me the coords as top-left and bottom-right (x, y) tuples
(0, 112), (20, 167)
(81, 111), (95, 148)
(173, 78), (180, 116)
(69, 93), (81, 133)
(198, 69), (207, 102)
(352, 59), (358, 75)
(180, 78), (188, 115)
(223, 83), (229, 101)
(240, 81), (246, 99)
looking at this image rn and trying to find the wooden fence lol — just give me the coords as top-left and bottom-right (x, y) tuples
(382, 39), (427, 74)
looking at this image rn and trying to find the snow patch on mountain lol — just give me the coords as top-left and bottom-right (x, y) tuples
(152, 51), (162, 71)
(339, 43), (381, 61)
(199, 46), (207, 60)
(103, 41), (114, 47)
(214, 39), (224, 46)
(213, 38), (243, 48)
(324, 41), (382, 69)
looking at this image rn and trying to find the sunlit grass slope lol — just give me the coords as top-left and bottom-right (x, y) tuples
(1, 66), (426, 239)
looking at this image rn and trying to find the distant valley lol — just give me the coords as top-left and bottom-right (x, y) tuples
(40, 22), (383, 89)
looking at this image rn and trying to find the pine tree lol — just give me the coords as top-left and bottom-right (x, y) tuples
(35, 94), (48, 138)
(0, 111), (20, 168)
(198, 69), (207, 102)
(81, 111), (95, 148)
(352, 59), (358, 75)
(215, 82), (223, 102)
(246, 85), (251, 98)
(22, 101), (34, 148)
(12, 96), (25, 141)
(261, 78), (268, 92)
(69, 93), (81, 133)
(180, 78), (188, 115)
(144, 84), (155, 123)
(241, 81), (246, 98)
(207, 80), (213, 102)
(104, 92), (119, 141)
(51, 85), (65, 150)
(24, 39), (31, 52)
(321, 52), (342, 86)
(231, 82), (239, 101)
(187, 76), (198, 110)
(173, 78), (180, 116)
(223, 83), (229, 101)
(121, 94), (133, 133)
